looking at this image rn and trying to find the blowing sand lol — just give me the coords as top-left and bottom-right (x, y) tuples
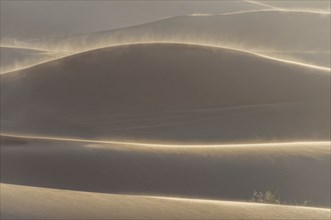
(20, 11), (330, 68)
(0, 46), (67, 74)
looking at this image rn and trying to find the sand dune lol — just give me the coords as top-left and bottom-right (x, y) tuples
(20, 10), (330, 68)
(2, 2), (330, 219)
(1, 43), (329, 142)
(1, 135), (330, 206)
(2, 10), (330, 73)
(1, 184), (330, 220)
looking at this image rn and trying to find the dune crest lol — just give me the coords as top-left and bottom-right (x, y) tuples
(1, 42), (330, 75)
(1, 133), (330, 149)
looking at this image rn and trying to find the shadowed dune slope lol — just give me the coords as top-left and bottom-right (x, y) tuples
(1, 43), (330, 142)
(1, 136), (330, 206)
(1, 184), (331, 219)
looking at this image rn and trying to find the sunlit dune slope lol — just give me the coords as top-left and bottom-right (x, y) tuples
(0, 46), (66, 73)
(1, 184), (330, 219)
(1, 43), (329, 142)
(1, 135), (330, 206)
(26, 11), (331, 67)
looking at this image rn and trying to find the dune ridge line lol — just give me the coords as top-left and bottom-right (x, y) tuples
(2, 133), (330, 148)
(1, 42), (330, 75)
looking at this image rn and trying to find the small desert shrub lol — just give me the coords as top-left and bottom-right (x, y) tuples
(247, 190), (312, 206)
(301, 200), (310, 206)
(249, 190), (281, 204)
(288, 199), (311, 206)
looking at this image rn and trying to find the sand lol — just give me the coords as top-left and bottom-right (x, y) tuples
(1, 43), (330, 219)
(3, 10), (329, 73)
(1, 135), (330, 207)
(1, 183), (330, 219)
(1, 43), (329, 142)
(23, 11), (330, 68)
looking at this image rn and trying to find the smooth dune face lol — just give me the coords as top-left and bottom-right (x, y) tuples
(1, 43), (330, 142)
(1, 136), (330, 206)
(1, 184), (330, 220)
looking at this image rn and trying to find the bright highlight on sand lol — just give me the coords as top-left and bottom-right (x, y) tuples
(2, 133), (330, 149)
(244, 0), (280, 10)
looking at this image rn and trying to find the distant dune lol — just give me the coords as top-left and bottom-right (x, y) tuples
(1, 135), (330, 206)
(1, 184), (330, 219)
(245, 0), (331, 12)
(1, 43), (329, 142)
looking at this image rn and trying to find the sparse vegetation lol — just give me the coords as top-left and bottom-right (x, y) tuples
(247, 190), (312, 206)
(249, 190), (281, 204)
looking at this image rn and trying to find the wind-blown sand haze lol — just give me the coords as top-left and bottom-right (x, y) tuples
(1, 1), (330, 219)
(1, 10), (330, 74)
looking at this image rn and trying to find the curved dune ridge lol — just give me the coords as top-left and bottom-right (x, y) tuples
(1, 42), (330, 75)
(1, 133), (330, 149)
(1, 43), (330, 142)
(1, 184), (330, 220)
(1, 10), (330, 73)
